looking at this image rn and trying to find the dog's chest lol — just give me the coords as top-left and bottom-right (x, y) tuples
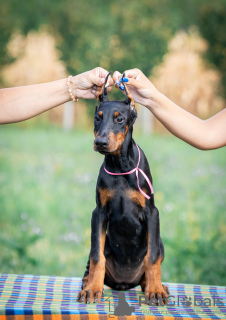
(100, 173), (147, 205)
(107, 188), (146, 236)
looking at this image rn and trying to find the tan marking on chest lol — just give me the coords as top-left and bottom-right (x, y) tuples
(99, 188), (115, 207)
(126, 189), (147, 208)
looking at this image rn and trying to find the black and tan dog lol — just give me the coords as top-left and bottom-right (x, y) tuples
(77, 73), (169, 304)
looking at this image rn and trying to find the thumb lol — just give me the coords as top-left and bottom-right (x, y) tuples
(90, 73), (105, 86)
(126, 78), (143, 89)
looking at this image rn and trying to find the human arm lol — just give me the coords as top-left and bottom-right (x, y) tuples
(113, 69), (226, 150)
(0, 67), (113, 124)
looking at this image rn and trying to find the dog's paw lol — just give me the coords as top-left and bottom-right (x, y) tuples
(77, 289), (103, 304)
(145, 284), (169, 305)
(162, 284), (170, 295)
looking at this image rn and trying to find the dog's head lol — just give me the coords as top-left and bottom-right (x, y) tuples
(94, 72), (137, 155)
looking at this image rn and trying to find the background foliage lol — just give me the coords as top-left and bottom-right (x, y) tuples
(0, 0), (226, 95)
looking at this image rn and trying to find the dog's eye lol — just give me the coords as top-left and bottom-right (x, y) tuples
(117, 117), (123, 123)
(95, 116), (101, 122)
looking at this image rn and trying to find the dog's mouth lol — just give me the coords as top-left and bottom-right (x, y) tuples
(94, 146), (118, 155)
(98, 150), (111, 155)
(93, 140), (120, 155)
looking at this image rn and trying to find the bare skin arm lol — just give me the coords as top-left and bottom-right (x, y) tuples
(113, 69), (226, 150)
(0, 67), (113, 124)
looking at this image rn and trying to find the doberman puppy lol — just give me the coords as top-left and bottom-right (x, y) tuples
(77, 73), (169, 304)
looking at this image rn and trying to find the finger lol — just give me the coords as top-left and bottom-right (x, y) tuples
(115, 84), (126, 94)
(115, 84), (126, 95)
(92, 75), (105, 87)
(118, 84), (125, 91)
(92, 87), (112, 95)
(113, 71), (123, 84)
(93, 85), (110, 92)
(97, 67), (112, 80)
(122, 77), (143, 89)
(93, 85), (100, 91)
(123, 68), (143, 80)
(95, 67), (114, 86)
(91, 89), (98, 97)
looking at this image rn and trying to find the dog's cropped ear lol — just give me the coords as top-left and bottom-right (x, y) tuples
(122, 73), (135, 110)
(131, 108), (137, 124)
(124, 93), (136, 124)
(124, 85), (135, 109)
(96, 84), (105, 103)
(97, 71), (112, 104)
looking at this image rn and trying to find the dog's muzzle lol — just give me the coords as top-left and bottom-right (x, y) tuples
(95, 137), (110, 151)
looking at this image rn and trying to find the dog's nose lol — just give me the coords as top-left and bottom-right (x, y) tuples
(95, 137), (109, 149)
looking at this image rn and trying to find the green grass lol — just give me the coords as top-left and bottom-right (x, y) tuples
(0, 124), (225, 286)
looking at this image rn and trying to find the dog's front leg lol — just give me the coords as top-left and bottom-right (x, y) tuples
(144, 206), (168, 304)
(77, 207), (107, 303)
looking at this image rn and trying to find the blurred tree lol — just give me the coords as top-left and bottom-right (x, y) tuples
(198, 1), (226, 97)
(164, 0), (226, 96)
(151, 29), (224, 132)
(0, 0), (182, 75)
(0, 0), (225, 95)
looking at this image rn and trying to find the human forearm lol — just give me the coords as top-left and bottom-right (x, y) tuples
(113, 68), (226, 150)
(147, 92), (207, 149)
(0, 67), (114, 124)
(0, 79), (70, 124)
(146, 91), (226, 150)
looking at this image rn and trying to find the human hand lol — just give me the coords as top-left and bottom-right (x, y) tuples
(73, 67), (114, 99)
(113, 68), (159, 107)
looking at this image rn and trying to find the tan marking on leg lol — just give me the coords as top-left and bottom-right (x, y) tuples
(82, 274), (89, 289)
(144, 257), (163, 293)
(126, 189), (147, 208)
(143, 236), (168, 302)
(98, 188), (115, 207)
(83, 232), (106, 303)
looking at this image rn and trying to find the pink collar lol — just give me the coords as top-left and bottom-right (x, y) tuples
(104, 144), (154, 200)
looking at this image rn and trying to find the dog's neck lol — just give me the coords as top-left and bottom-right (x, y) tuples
(104, 127), (137, 173)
